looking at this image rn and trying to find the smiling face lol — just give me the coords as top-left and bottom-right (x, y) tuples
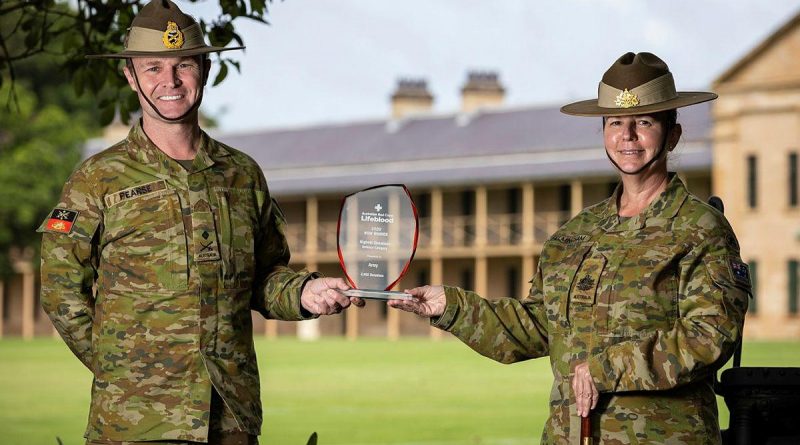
(123, 56), (208, 123)
(602, 112), (682, 176)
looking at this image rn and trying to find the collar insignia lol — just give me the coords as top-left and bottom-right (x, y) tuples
(162, 21), (184, 49)
(614, 88), (639, 108)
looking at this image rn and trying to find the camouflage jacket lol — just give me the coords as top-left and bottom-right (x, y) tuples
(433, 175), (750, 444)
(39, 122), (317, 442)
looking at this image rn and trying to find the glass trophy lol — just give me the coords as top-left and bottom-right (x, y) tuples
(337, 184), (418, 300)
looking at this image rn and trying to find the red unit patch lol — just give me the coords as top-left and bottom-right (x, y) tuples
(45, 208), (78, 234)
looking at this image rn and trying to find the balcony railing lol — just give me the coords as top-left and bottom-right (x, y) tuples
(285, 210), (573, 252)
(442, 215), (475, 247)
(318, 221), (339, 252)
(487, 213), (522, 245)
(534, 211), (571, 243)
(284, 224), (306, 252)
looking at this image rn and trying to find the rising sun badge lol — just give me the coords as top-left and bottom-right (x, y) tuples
(614, 89), (639, 108)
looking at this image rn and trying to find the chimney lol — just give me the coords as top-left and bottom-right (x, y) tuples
(460, 71), (505, 113)
(390, 78), (434, 119)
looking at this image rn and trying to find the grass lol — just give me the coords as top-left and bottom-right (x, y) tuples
(1, 338), (798, 445)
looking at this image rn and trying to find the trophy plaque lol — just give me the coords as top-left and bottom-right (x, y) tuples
(337, 184), (418, 300)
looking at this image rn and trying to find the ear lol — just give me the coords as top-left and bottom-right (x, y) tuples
(122, 61), (138, 93)
(668, 123), (682, 151)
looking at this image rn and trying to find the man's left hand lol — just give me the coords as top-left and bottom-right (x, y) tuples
(301, 277), (365, 315)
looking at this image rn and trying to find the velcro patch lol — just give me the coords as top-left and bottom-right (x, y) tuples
(104, 180), (168, 207)
(729, 259), (751, 287)
(44, 208), (78, 234)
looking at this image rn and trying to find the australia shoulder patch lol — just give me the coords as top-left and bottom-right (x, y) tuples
(729, 259), (751, 288)
(44, 208), (79, 234)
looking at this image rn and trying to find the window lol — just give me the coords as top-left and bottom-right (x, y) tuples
(789, 260), (799, 315)
(460, 268), (473, 290)
(789, 152), (798, 207)
(747, 155), (757, 209)
(558, 184), (571, 225)
(416, 269), (429, 287)
(507, 266), (519, 298)
(748, 261), (757, 314)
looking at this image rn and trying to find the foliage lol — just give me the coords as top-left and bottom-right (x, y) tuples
(0, 81), (90, 278)
(0, 9), (102, 278)
(0, 0), (273, 126)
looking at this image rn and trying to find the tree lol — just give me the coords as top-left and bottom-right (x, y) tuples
(0, 0), (273, 126)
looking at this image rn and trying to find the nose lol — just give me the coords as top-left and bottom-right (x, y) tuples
(160, 66), (182, 88)
(621, 121), (637, 141)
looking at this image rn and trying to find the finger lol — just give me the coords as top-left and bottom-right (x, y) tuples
(590, 380), (599, 410)
(349, 297), (365, 307)
(328, 289), (351, 308)
(332, 278), (351, 290)
(405, 286), (427, 297)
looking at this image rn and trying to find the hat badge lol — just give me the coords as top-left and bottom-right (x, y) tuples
(162, 21), (184, 49)
(614, 88), (639, 108)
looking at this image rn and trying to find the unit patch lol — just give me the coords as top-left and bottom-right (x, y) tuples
(45, 208), (78, 234)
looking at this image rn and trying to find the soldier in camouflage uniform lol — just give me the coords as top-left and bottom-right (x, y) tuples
(390, 52), (751, 444)
(38, 1), (362, 444)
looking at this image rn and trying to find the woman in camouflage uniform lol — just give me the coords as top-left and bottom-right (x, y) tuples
(390, 52), (751, 444)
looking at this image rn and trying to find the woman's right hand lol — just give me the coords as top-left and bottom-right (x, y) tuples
(387, 285), (446, 317)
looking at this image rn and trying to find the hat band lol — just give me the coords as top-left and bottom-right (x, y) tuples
(126, 23), (206, 53)
(597, 73), (677, 109)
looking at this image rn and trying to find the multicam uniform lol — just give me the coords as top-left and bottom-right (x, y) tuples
(39, 122), (317, 443)
(432, 175), (750, 444)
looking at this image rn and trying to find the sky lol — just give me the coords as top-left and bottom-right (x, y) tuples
(183, 0), (800, 133)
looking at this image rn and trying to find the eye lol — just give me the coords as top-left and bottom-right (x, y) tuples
(607, 119), (621, 127)
(146, 66), (160, 73)
(637, 119), (652, 127)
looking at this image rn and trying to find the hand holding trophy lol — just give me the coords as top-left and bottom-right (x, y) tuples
(337, 184), (418, 300)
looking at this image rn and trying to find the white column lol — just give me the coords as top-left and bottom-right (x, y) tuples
(570, 180), (583, 217)
(297, 197), (321, 340)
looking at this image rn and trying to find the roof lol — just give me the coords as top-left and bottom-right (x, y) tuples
(714, 9), (800, 85)
(212, 102), (714, 197)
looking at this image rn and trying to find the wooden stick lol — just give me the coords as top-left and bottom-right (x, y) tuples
(581, 415), (593, 445)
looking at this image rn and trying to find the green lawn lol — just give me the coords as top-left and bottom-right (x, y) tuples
(1, 338), (798, 445)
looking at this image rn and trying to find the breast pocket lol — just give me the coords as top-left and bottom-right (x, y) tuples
(604, 246), (678, 336)
(541, 241), (593, 330)
(216, 188), (259, 289)
(101, 189), (188, 292)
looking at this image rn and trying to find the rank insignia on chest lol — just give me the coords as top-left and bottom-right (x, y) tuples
(45, 208), (78, 234)
(576, 275), (595, 292)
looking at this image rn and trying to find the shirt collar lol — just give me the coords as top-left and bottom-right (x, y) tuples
(126, 120), (230, 173)
(595, 173), (688, 233)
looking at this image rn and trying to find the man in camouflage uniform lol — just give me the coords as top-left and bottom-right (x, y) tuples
(38, 1), (361, 443)
(390, 53), (750, 444)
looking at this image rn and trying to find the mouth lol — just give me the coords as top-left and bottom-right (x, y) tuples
(157, 94), (185, 101)
(618, 149), (644, 155)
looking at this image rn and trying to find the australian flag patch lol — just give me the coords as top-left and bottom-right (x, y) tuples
(729, 259), (751, 287)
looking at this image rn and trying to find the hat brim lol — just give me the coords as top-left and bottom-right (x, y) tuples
(560, 91), (718, 117)
(86, 45), (245, 59)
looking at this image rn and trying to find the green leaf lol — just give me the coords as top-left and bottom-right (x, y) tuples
(213, 62), (228, 86)
(99, 104), (115, 126)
